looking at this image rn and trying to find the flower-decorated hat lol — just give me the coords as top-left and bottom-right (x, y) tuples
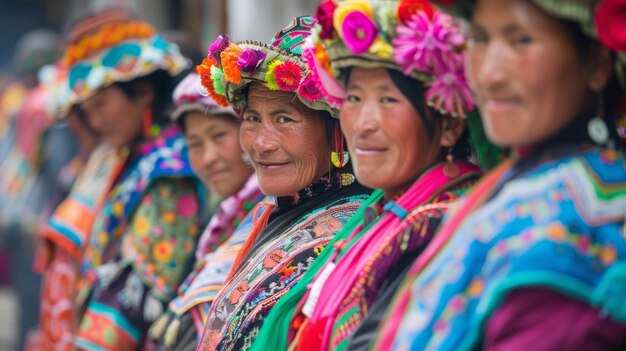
(171, 72), (237, 122)
(197, 16), (340, 118)
(63, 8), (189, 105)
(304, 0), (475, 117)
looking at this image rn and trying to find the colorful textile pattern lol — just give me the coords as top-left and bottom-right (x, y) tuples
(29, 145), (119, 351)
(295, 163), (480, 351)
(304, 0), (474, 117)
(42, 144), (119, 257)
(75, 177), (200, 351)
(30, 248), (77, 351)
(148, 175), (265, 346)
(197, 16), (340, 117)
(80, 126), (199, 299)
(64, 9), (188, 105)
(74, 127), (202, 350)
(198, 179), (370, 351)
(377, 149), (626, 351)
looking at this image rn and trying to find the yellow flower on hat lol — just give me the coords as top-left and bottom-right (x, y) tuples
(333, 0), (374, 39)
(369, 37), (393, 58)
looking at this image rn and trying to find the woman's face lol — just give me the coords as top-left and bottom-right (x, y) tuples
(466, 0), (607, 148)
(240, 84), (329, 197)
(82, 84), (147, 148)
(184, 111), (253, 198)
(340, 67), (450, 197)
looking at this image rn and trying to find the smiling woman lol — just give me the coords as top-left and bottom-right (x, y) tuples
(374, 0), (626, 350)
(57, 8), (205, 351)
(145, 72), (265, 351)
(241, 85), (330, 196)
(252, 1), (484, 350)
(194, 16), (370, 351)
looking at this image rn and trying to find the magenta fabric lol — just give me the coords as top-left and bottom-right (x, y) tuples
(485, 288), (626, 351)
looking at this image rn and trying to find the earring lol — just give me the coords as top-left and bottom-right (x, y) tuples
(443, 148), (460, 178)
(143, 108), (160, 138)
(331, 123), (349, 169)
(588, 93), (610, 145)
(242, 153), (252, 166)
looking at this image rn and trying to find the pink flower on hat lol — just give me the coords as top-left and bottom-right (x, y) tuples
(316, 0), (338, 39)
(393, 11), (463, 75)
(425, 54), (474, 117)
(237, 48), (266, 74)
(596, 0), (626, 52)
(341, 11), (379, 54)
(208, 35), (230, 60)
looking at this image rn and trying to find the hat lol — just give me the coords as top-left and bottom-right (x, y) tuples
(171, 72), (238, 122)
(303, 0), (475, 117)
(63, 9), (189, 105)
(197, 16), (340, 118)
(432, 0), (626, 87)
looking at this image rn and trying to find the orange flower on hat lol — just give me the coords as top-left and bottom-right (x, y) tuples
(220, 43), (244, 84)
(196, 57), (229, 107)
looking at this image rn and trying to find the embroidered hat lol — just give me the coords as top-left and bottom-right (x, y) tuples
(303, 0), (475, 117)
(432, 0), (626, 87)
(171, 72), (238, 122)
(197, 16), (340, 118)
(63, 8), (189, 105)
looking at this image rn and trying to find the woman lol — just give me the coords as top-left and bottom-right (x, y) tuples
(195, 16), (371, 351)
(375, 0), (626, 350)
(28, 64), (118, 351)
(61, 9), (204, 350)
(253, 1), (485, 350)
(147, 72), (264, 350)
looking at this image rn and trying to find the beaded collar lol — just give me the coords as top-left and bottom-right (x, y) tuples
(276, 171), (356, 208)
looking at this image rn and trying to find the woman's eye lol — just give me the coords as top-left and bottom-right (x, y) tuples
(345, 94), (361, 103)
(212, 132), (227, 141)
(380, 96), (399, 103)
(277, 116), (295, 123)
(466, 31), (488, 47)
(512, 35), (532, 46)
(188, 141), (202, 150)
(242, 115), (259, 123)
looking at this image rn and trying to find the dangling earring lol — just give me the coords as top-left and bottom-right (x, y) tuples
(443, 148), (460, 178)
(587, 93), (610, 146)
(330, 123), (349, 169)
(143, 107), (154, 138)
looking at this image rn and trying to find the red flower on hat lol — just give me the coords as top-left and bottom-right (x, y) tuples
(316, 0), (338, 39)
(274, 61), (302, 91)
(398, 0), (434, 23)
(596, 0), (626, 52)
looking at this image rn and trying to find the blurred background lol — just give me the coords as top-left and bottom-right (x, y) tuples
(0, 0), (316, 350)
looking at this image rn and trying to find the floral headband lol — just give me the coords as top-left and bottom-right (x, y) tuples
(197, 16), (340, 118)
(304, 0), (474, 117)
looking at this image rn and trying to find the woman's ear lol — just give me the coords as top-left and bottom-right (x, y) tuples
(588, 46), (613, 93)
(440, 116), (465, 148)
(133, 80), (155, 108)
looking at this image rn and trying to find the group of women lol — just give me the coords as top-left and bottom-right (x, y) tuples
(29, 0), (626, 350)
